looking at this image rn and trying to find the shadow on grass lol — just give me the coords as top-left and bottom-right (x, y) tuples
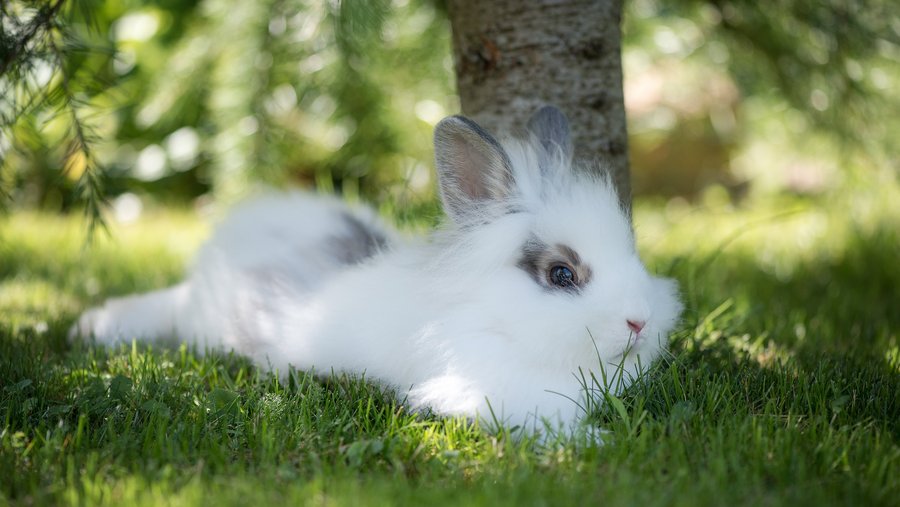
(667, 221), (898, 362)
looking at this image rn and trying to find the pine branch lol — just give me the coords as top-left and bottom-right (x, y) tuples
(48, 29), (108, 239)
(1, 0), (109, 238)
(0, 0), (67, 76)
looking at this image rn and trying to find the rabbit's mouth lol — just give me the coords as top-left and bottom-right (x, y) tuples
(586, 327), (655, 362)
(617, 332), (651, 359)
(624, 331), (643, 349)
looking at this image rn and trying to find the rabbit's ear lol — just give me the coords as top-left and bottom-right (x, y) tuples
(434, 115), (514, 223)
(526, 105), (573, 165)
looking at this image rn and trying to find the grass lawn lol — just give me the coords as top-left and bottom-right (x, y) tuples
(1, 181), (898, 506)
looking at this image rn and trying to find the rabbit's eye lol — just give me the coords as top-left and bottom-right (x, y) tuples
(548, 264), (577, 288)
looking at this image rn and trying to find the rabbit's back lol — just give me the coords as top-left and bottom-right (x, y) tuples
(72, 191), (397, 351)
(191, 191), (394, 292)
(171, 191), (396, 349)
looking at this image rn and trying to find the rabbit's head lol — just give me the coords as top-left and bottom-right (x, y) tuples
(430, 106), (682, 374)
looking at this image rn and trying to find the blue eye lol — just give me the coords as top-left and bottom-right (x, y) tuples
(549, 264), (577, 288)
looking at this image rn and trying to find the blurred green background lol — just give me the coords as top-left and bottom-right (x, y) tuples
(1, 0), (897, 222)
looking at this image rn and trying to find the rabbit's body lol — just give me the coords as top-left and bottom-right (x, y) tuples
(75, 107), (682, 433)
(76, 193), (393, 350)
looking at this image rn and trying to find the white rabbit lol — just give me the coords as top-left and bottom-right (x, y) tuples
(73, 106), (683, 434)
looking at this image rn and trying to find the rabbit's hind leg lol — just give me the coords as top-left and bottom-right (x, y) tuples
(70, 282), (192, 346)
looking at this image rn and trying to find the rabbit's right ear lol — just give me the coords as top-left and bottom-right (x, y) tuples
(526, 105), (573, 165)
(434, 115), (514, 223)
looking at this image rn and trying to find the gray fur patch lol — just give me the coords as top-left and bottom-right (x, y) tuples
(517, 236), (551, 286)
(329, 212), (388, 265)
(516, 236), (592, 293)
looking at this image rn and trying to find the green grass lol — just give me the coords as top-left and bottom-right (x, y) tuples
(1, 182), (898, 506)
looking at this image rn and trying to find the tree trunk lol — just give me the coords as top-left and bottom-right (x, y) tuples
(446, 0), (631, 211)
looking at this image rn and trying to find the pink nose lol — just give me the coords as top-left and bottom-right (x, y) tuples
(627, 319), (646, 335)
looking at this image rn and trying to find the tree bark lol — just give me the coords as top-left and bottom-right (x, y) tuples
(446, 0), (631, 211)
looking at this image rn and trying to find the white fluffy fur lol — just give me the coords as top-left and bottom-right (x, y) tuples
(74, 112), (682, 435)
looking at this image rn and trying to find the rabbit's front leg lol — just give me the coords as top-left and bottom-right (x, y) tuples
(406, 373), (485, 418)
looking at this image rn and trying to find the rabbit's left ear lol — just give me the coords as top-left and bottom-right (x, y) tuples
(434, 115), (514, 223)
(526, 105), (573, 165)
